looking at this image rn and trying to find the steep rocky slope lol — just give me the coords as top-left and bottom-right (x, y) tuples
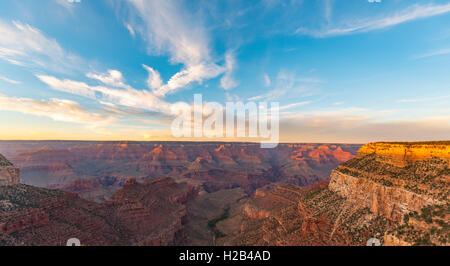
(228, 183), (395, 246)
(329, 142), (449, 245)
(0, 175), (196, 246)
(229, 142), (449, 246)
(0, 154), (20, 186)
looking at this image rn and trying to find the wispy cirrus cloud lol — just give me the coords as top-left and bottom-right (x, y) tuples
(153, 63), (224, 97)
(278, 101), (311, 111)
(127, 0), (210, 66)
(125, 0), (231, 96)
(36, 70), (242, 129)
(220, 51), (238, 90)
(0, 94), (111, 124)
(36, 75), (96, 98)
(397, 94), (450, 103)
(124, 23), (136, 38)
(142, 64), (163, 90)
(87, 70), (133, 90)
(0, 74), (20, 85)
(324, 0), (334, 23)
(248, 89), (286, 101)
(0, 20), (84, 72)
(36, 73), (173, 116)
(54, 0), (81, 10)
(296, 3), (450, 37)
(414, 48), (450, 59)
(249, 70), (322, 101)
(263, 74), (271, 87)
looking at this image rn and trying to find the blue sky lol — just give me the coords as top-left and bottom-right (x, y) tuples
(0, 0), (449, 142)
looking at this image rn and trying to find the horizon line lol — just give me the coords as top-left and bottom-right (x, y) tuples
(1, 139), (449, 145)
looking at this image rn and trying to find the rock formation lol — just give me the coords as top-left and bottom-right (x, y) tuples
(358, 141), (450, 167)
(105, 177), (197, 246)
(0, 141), (360, 201)
(329, 142), (448, 220)
(230, 142), (449, 246)
(0, 154), (20, 186)
(0, 164), (197, 246)
(2, 141), (447, 246)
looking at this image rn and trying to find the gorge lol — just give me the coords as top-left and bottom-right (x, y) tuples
(0, 141), (448, 246)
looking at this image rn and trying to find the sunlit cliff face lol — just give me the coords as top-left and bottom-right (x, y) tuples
(358, 142), (450, 167)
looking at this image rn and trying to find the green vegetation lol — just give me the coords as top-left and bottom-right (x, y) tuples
(389, 204), (449, 246)
(339, 152), (449, 201)
(403, 214), (409, 224)
(0, 184), (63, 213)
(304, 187), (326, 200)
(413, 233), (434, 246)
(207, 206), (230, 238)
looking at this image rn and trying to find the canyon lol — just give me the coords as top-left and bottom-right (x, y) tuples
(0, 141), (448, 246)
(0, 176), (196, 246)
(0, 141), (359, 202)
(228, 141), (449, 246)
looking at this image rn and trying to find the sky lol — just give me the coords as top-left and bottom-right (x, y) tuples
(0, 0), (449, 143)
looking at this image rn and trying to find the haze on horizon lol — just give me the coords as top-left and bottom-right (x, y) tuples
(0, 0), (449, 143)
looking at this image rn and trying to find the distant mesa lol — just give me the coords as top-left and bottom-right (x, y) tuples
(358, 141), (450, 167)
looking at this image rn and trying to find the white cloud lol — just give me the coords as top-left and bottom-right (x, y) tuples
(36, 74), (173, 116)
(0, 94), (110, 124)
(128, 0), (210, 66)
(220, 52), (238, 90)
(37, 71), (242, 125)
(125, 23), (136, 38)
(0, 20), (83, 72)
(87, 70), (132, 90)
(55, 0), (81, 9)
(142, 64), (163, 90)
(93, 85), (172, 115)
(37, 75), (96, 98)
(263, 74), (271, 87)
(249, 70), (320, 101)
(126, 0), (228, 96)
(0, 75), (20, 84)
(414, 48), (450, 59)
(153, 63), (224, 97)
(248, 89), (286, 101)
(278, 101), (311, 111)
(296, 3), (450, 37)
